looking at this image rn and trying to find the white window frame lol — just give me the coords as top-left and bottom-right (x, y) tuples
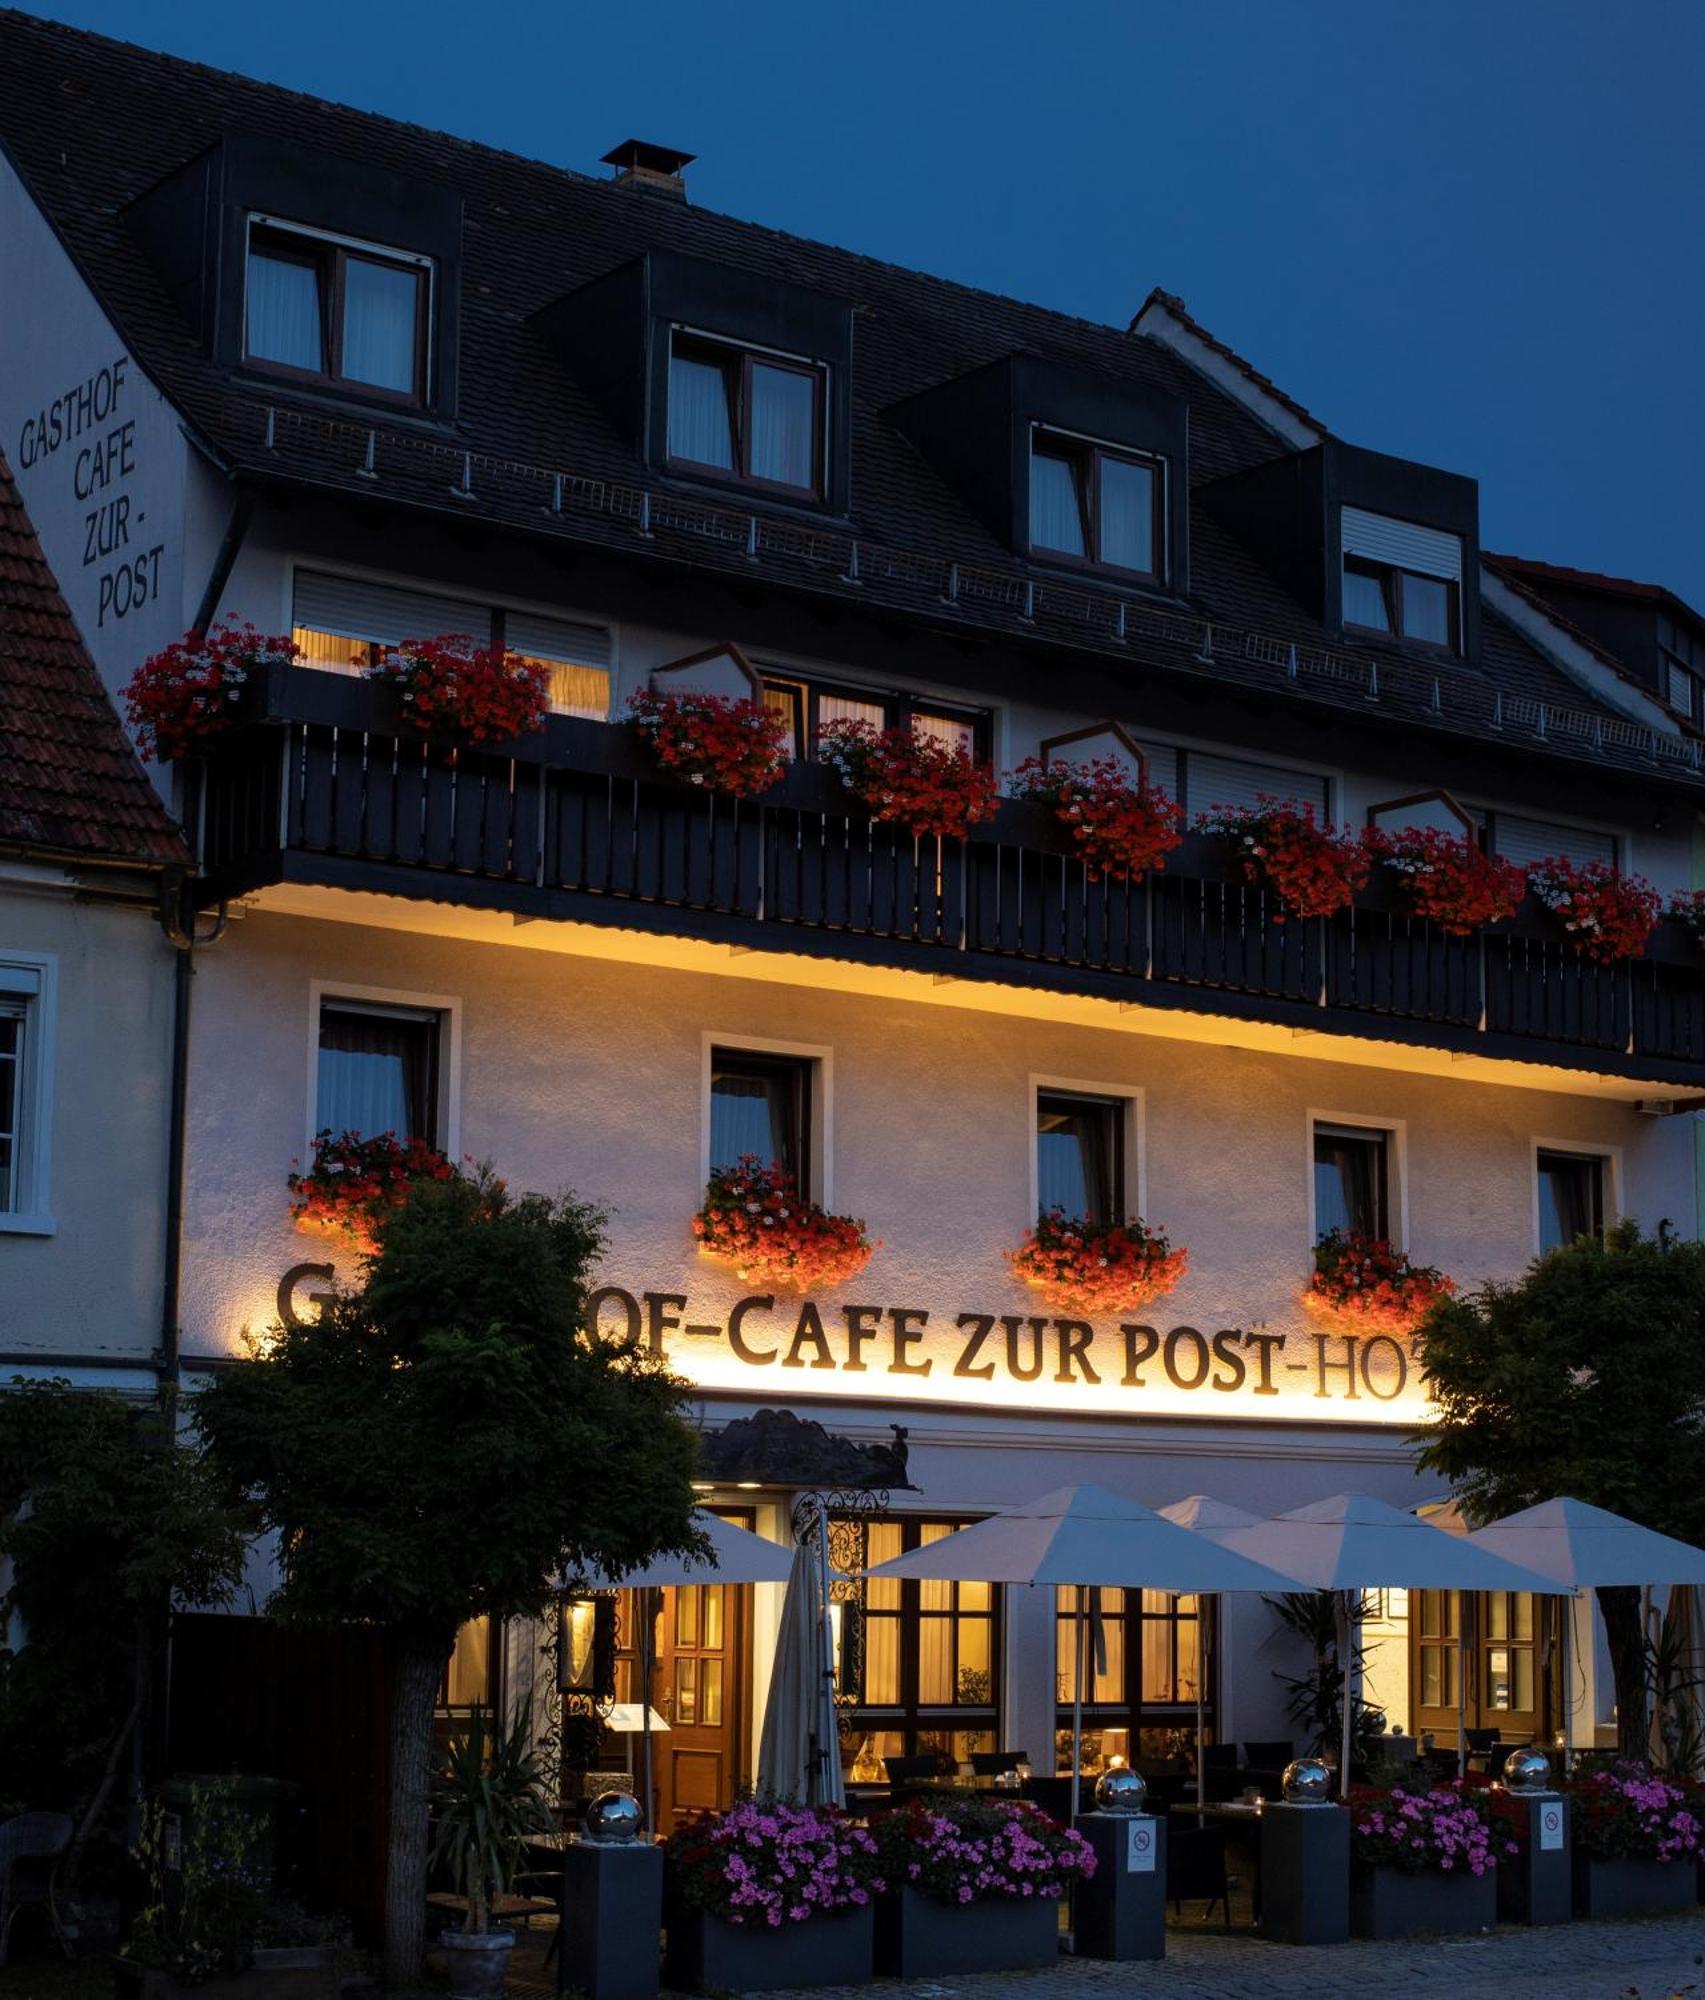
(0, 950), (56, 1236)
(1306, 1109), (1408, 1263)
(1027, 1074), (1145, 1227)
(700, 1031), (833, 1206)
(244, 213), (436, 388)
(306, 980), (461, 1160)
(1530, 1137), (1620, 1258)
(1027, 421), (1169, 584)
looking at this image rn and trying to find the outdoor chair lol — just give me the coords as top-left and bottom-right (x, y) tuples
(1236, 1739), (1294, 1801)
(0, 1812), (73, 1968)
(1166, 1822), (1231, 1928)
(1200, 1742), (1241, 1803)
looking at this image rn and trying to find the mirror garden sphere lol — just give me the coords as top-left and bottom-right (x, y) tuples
(584, 1787), (643, 1842)
(1503, 1748), (1552, 1794)
(1093, 1766), (1147, 1813)
(1281, 1756), (1333, 1804)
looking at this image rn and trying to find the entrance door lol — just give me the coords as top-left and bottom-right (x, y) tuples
(1411, 1591), (1549, 1749)
(653, 1578), (748, 1828)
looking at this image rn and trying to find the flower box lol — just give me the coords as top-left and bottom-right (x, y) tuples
(817, 718), (999, 841)
(1348, 1863), (1495, 1940)
(664, 1903), (875, 1993)
(873, 1885), (1059, 1979)
(1572, 1853), (1697, 1920)
(693, 1156), (875, 1290)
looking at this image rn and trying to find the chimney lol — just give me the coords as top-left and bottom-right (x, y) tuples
(601, 139), (695, 201)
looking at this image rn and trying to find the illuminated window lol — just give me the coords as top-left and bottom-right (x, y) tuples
(245, 220), (431, 403)
(760, 675), (986, 764)
(1053, 1588), (1207, 1774)
(1537, 1149), (1605, 1253)
(1313, 1123), (1389, 1241)
(316, 1000), (441, 1144)
(836, 1517), (1000, 1777)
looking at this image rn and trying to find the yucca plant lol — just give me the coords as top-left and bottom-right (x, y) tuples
(430, 1708), (555, 1933)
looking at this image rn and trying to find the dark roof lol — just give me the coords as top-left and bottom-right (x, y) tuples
(0, 8), (1692, 796)
(0, 447), (186, 864)
(1487, 552), (1705, 633)
(1132, 287), (1329, 439)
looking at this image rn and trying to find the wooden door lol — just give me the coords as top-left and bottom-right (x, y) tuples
(1411, 1591), (1550, 1749)
(652, 1577), (748, 1828)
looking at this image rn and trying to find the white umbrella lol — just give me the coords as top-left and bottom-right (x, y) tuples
(1466, 1497), (1705, 1761)
(1159, 1496), (1265, 1807)
(1223, 1493), (1571, 1796)
(757, 1540), (846, 1808)
(595, 1510), (795, 1832)
(861, 1484), (1299, 1818)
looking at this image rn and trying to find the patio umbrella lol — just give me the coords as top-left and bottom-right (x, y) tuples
(757, 1539), (846, 1808)
(1158, 1497), (1265, 1806)
(860, 1483), (1299, 1818)
(597, 1510), (796, 1832)
(1466, 1497), (1705, 1761)
(1223, 1493), (1570, 1797)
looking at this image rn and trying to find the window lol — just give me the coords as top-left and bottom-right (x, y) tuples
(1036, 1090), (1124, 1225)
(0, 958), (51, 1230)
(1314, 1123), (1389, 1241)
(837, 1517), (1000, 1779)
(1343, 557), (1458, 649)
(667, 333), (825, 497)
(1029, 428), (1163, 580)
(1536, 1149), (1605, 1253)
(708, 1047), (810, 1194)
(245, 219), (431, 402)
(1485, 812), (1616, 872)
(1660, 616), (1705, 721)
(759, 675), (988, 763)
(316, 1000), (441, 1143)
(1053, 1588), (1208, 1774)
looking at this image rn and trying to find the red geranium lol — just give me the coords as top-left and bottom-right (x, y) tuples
(287, 1128), (457, 1251)
(369, 634), (549, 744)
(1668, 889), (1705, 948)
(1009, 1208), (1188, 1316)
(1527, 857), (1661, 963)
(627, 688), (789, 798)
(1008, 757), (1184, 882)
(693, 1156), (876, 1290)
(1305, 1230), (1455, 1336)
(1198, 796), (1371, 920)
(816, 719), (999, 841)
(1368, 827), (1527, 935)
(123, 620), (298, 761)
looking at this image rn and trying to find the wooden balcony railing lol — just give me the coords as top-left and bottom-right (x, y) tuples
(195, 671), (1705, 1080)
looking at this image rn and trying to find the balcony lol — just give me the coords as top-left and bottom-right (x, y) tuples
(196, 670), (1705, 1089)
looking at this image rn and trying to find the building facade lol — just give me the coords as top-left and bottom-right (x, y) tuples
(4, 11), (1705, 1823)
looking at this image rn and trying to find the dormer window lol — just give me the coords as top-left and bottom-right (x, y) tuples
(1028, 427), (1163, 581)
(1340, 507), (1463, 653)
(667, 331), (825, 498)
(245, 217), (432, 403)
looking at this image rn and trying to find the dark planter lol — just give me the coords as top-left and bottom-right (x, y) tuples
(664, 1903), (874, 1993)
(1349, 1863), (1496, 1940)
(113, 1949), (335, 2000)
(1573, 1854), (1697, 1920)
(874, 1885), (1059, 1978)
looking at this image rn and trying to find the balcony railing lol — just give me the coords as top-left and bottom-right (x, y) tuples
(196, 671), (1705, 1082)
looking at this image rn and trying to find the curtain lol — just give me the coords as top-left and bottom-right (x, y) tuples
(341, 259), (420, 393)
(1038, 1098), (1110, 1220)
(668, 353), (735, 468)
(817, 692), (885, 735)
(1029, 450), (1085, 556)
(514, 656), (609, 719)
(1401, 573), (1453, 646)
(1342, 564), (1393, 631)
(749, 363), (816, 488)
(246, 249), (322, 371)
(912, 711), (976, 756)
(1098, 456), (1156, 573)
(292, 628), (370, 677)
(0, 1008), (20, 1212)
(317, 1009), (432, 1139)
(1537, 1157), (1592, 1252)
(1314, 1131), (1383, 1238)
(709, 1067), (789, 1173)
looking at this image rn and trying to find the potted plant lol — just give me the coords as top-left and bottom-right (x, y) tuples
(1566, 1762), (1702, 1918)
(626, 686), (789, 797)
(367, 634), (550, 746)
(1348, 1784), (1497, 1938)
(693, 1156), (876, 1289)
(1304, 1230), (1455, 1337)
(286, 1129), (457, 1252)
(662, 1800), (884, 1992)
(1008, 1208), (1188, 1316)
(122, 620), (298, 762)
(1007, 756), (1183, 881)
(815, 718), (1000, 841)
(1366, 827), (1527, 935)
(1198, 796), (1371, 920)
(1527, 857), (1661, 963)
(430, 1709), (555, 1999)
(869, 1797), (1093, 1978)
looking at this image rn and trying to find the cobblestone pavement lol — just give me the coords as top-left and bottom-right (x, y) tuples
(719, 1915), (1705, 2000)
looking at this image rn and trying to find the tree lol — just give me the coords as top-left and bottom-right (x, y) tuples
(1414, 1222), (1705, 1760)
(0, 1382), (247, 1894)
(193, 1169), (703, 1989)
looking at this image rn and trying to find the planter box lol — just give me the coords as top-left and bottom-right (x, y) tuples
(874, 1885), (1059, 1979)
(1349, 1864), (1496, 1941)
(114, 1948), (334, 2000)
(664, 1903), (874, 1993)
(1573, 1854), (1697, 1920)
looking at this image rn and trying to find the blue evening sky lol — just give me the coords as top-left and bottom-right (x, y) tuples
(27, 0), (1705, 603)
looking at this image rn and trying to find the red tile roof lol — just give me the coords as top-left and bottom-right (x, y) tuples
(0, 448), (187, 864)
